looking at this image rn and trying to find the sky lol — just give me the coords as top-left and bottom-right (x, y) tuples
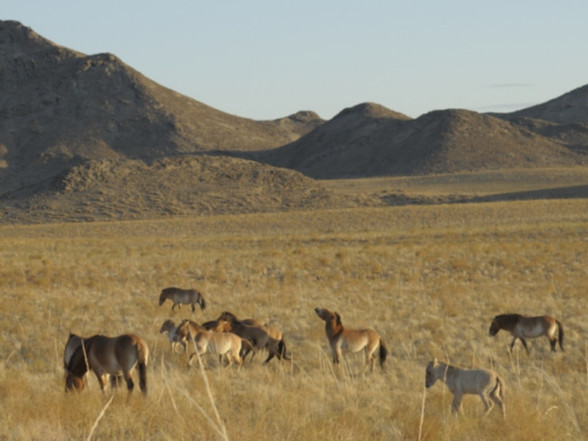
(4, 1), (588, 121)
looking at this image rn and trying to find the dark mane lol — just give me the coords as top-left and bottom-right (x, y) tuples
(494, 313), (522, 323)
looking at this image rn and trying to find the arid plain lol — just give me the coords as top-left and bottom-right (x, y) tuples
(1, 172), (587, 441)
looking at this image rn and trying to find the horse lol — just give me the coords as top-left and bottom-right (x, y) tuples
(217, 311), (289, 361)
(187, 329), (252, 369)
(216, 312), (283, 363)
(159, 319), (185, 353)
(425, 359), (505, 418)
(176, 319), (254, 363)
(488, 313), (564, 354)
(158, 287), (206, 313)
(314, 307), (387, 370)
(64, 333), (148, 395)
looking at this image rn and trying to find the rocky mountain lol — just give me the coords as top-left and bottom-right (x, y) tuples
(0, 20), (323, 195)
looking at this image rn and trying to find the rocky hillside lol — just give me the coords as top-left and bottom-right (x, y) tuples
(1, 20), (587, 223)
(0, 21), (323, 195)
(258, 104), (586, 179)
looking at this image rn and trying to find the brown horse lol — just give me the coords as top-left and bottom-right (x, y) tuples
(314, 307), (387, 370)
(489, 314), (564, 354)
(159, 287), (206, 313)
(217, 311), (289, 361)
(64, 333), (149, 395)
(426, 359), (505, 417)
(216, 312), (284, 363)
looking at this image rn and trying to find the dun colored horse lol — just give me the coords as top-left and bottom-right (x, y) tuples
(187, 329), (251, 368)
(425, 359), (505, 417)
(314, 307), (387, 370)
(489, 313), (564, 354)
(159, 287), (206, 313)
(64, 333), (149, 395)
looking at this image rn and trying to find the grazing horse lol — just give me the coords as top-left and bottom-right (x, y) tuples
(64, 333), (148, 395)
(216, 312), (283, 363)
(425, 359), (505, 417)
(489, 314), (564, 354)
(158, 287), (206, 313)
(314, 307), (387, 370)
(159, 320), (185, 353)
(217, 311), (289, 361)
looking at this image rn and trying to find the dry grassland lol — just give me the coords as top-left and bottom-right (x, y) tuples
(0, 199), (587, 440)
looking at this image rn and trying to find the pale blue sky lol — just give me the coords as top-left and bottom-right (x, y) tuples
(4, 1), (588, 120)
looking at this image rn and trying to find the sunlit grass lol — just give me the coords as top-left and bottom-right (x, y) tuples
(0, 199), (587, 440)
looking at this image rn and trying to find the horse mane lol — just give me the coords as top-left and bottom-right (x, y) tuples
(495, 313), (522, 323)
(220, 311), (238, 320)
(334, 312), (343, 327)
(67, 339), (92, 376)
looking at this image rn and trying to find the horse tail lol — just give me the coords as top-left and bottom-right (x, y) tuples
(379, 338), (388, 368)
(199, 293), (206, 311)
(556, 320), (564, 351)
(278, 339), (290, 360)
(136, 338), (149, 395)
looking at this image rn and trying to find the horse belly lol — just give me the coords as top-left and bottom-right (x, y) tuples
(340, 334), (367, 353)
(520, 322), (546, 339)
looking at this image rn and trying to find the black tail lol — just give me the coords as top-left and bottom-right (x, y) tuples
(379, 339), (388, 368)
(557, 320), (564, 351)
(199, 295), (206, 311)
(138, 362), (147, 395)
(278, 339), (290, 361)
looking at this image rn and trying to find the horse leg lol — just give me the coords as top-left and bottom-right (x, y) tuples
(490, 391), (505, 418)
(122, 370), (135, 393)
(365, 348), (375, 371)
(451, 394), (462, 414)
(520, 338), (530, 355)
(549, 336), (557, 352)
(94, 371), (108, 393)
(509, 337), (517, 352)
(479, 393), (493, 417)
(191, 303), (196, 313)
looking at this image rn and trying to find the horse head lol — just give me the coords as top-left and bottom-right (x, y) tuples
(425, 358), (440, 388)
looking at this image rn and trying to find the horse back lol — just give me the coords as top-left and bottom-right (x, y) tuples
(340, 328), (379, 351)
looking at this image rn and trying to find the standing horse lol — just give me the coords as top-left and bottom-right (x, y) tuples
(488, 314), (564, 354)
(64, 333), (149, 395)
(217, 311), (289, 361)
(216, 312), (283, 363)
(425, 359), (505, 417)
(314, 307), (387, 370)
(159, 287), (206, 313)
(187, 329), (250, 369)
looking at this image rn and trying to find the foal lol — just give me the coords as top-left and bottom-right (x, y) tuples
(425, 359), (505, 418)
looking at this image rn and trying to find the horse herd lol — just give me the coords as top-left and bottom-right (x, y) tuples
(63, 287), (565, 418)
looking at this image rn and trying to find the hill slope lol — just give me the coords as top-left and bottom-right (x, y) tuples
(258, 104), (585, 179)
(0, 21), (323, 194)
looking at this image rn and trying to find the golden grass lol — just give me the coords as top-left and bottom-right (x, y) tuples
(0, 199), (587, 440)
